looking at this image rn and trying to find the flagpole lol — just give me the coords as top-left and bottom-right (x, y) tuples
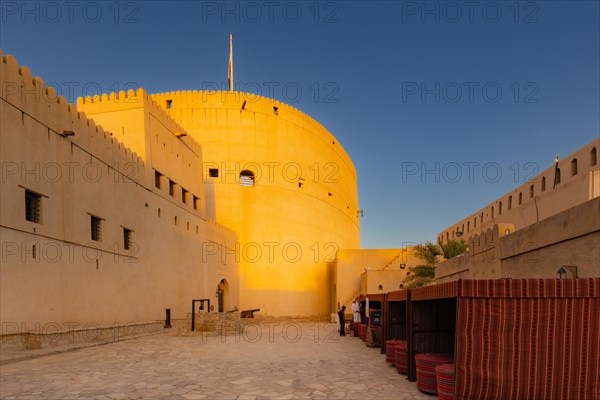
(228, 33), (234, 92)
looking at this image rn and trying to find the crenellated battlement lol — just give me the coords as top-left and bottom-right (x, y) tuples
(438, 138), (600, 244)
(77, 88), (202, 157)
(152, 90), (323, 132)
(150, 90), (354, 173)
(1, 49), (145, 173)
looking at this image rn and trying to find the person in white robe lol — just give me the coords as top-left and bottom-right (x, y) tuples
(351, 299), (361, 323)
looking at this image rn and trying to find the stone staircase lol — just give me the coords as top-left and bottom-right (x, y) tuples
(340, 252), (402, 309)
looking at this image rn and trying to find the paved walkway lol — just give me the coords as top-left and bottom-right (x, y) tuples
(0, 321), (430, 399)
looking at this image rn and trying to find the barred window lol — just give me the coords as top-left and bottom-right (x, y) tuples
(91, 216), (102, 241)
(123, 228), (132, 250)
(25, 190), (41, 223)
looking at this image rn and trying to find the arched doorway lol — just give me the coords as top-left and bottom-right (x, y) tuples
(217, 279), (229, 312)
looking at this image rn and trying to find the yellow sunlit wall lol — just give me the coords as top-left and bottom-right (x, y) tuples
(151, 91), (361, 316)
(0, 50), (239, 329)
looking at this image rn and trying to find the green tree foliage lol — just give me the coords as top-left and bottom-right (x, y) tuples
(403, 241), (441, 288)
(403, 265), (436, 288)
(442, 240), (468, 259)
(402, 240), (467, 288)
(413, 241), (441, 265)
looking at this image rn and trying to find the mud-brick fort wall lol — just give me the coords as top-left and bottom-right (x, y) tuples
(438, 139), (599, 244)
(0, 50), (239, 331)
(151, 91), (361, 316)
(435, 138), (599, 282)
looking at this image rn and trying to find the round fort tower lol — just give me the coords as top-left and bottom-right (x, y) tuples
(151, 91), (360, 316)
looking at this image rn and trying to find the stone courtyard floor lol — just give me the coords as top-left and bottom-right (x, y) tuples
(0, 321), (431, 400)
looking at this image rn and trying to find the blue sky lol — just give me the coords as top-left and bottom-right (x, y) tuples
(2, 0), (598, 248)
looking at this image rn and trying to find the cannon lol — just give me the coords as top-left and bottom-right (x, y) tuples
(240, 308), (260, 318)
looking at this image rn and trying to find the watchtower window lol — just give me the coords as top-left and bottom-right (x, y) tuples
(166, 100), (172, 109)
(240, 170), (255, 187)
(571, 158), (578, 176)
(91, 215), (102, 242)
(154, 170), (162, 189)
(25, 190), (41, 223)
(169, 180), (176, 196)
(182, 188), (188, 204)
(123, 228), (132, 250)
(541, 177), (546, 192)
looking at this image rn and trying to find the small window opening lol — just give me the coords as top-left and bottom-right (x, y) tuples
(166, 100), (172, 109)
(169, 180), (176, 196)
(554, 168), (561, 187)
(25, 190), (42, 223)
(273, 106), (279, 115)
(571, 159), (578, 176)
(182, 188), (188, 204)
(378, 285), (383, 290)
(591, 147), (597, 166)
(209, 168), (219, 178)
(519, 192), (523, 205)
(154, 170), (162, 189)
(91, 216), (102, 241)
(240, 170), (255, 187)
(530, 184), (534, 198)
(541, 177), (546, 192)
(193, 196), (199, 210)
(508, 195), (513, 210)
(123, 228), (132, 250)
